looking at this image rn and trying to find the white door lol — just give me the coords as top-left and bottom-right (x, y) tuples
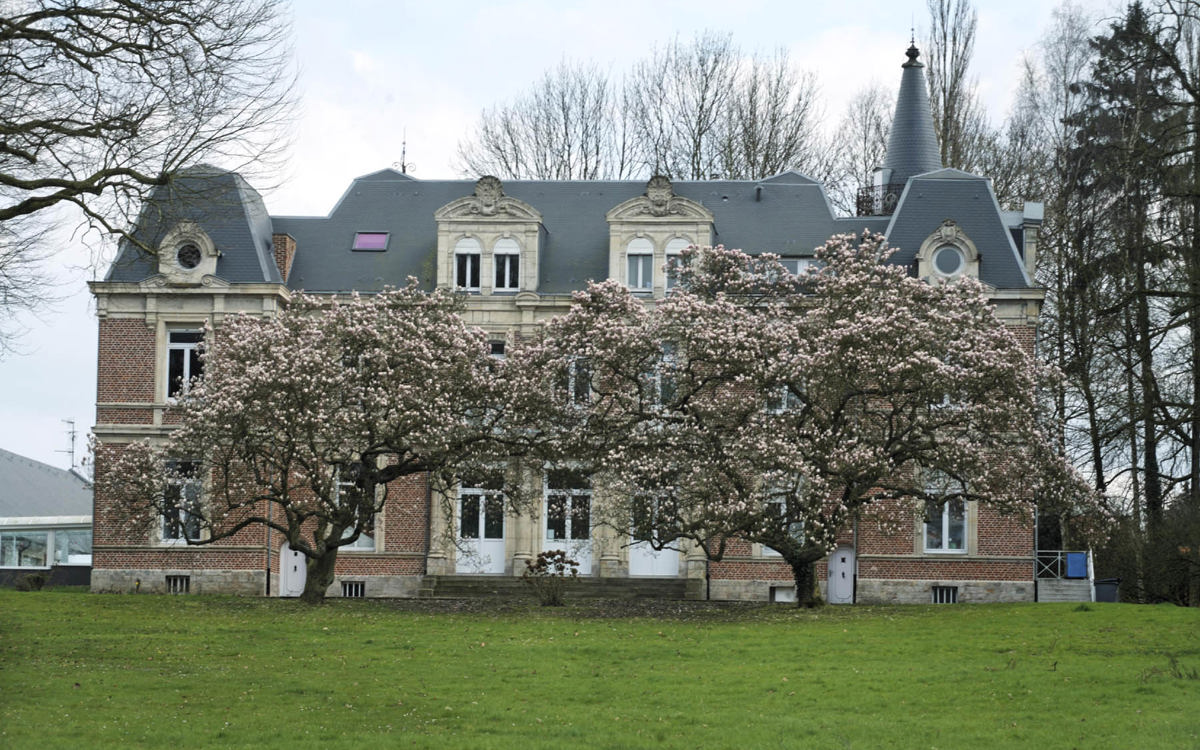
(279, 542), (306, 597)
(545, 470), (592, 573)
(628, 541), (679, 576)
(456, 490), (506, 574)
(827, 546), (855, 604)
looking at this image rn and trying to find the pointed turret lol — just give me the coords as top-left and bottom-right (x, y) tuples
(882, 43), (942, 186)
(856, 44), (944, 217)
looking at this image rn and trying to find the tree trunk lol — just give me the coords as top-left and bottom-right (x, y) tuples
(299, 548), (340, 604)
(788, 557), (820, 608)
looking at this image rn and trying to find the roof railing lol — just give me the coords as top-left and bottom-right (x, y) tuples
(855, 183), (906, 217)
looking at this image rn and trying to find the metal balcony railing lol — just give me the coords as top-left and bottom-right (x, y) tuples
(1036, 550), (1092, 580)
(855, 183), (906, 217)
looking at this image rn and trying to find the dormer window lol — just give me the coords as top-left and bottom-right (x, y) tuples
(157, 221), (219, 282)
(455, 238), (482, 291)
(917, 220), (979, 282)
(435, 177), (542, 295)
(607, 176), (714, 299)
(493, 238), (520, 292)
(352, 232), (389, 251)
(627, 237), (654, 292)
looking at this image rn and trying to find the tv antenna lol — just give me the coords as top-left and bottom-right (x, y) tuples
(58, 419), (77, 468)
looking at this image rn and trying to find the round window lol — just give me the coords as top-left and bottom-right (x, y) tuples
(177, 243), (202, 269)
(933, 245), (964, 276)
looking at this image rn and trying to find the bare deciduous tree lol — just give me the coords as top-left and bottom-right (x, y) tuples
(456, 61), (636, 180)
(825, 83), (893, 214)
(457, 32), (826, 183)
(718, 50), (824, 181)
(923, 0), (994, 172)
(0, 0), (295, 353)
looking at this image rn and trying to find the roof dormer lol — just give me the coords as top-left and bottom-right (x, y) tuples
(606, 176), (714, 298)
(434, 177), (542, 294)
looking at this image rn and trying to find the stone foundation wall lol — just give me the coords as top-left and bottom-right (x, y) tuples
(91, 568), (265, 596)
(708, 578), (830, 602)
(325, 574), (424, 599)
(856, 578), (1033, 604)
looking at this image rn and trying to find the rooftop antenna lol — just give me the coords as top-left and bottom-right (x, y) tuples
(392, 129), (415, 175)
(58, 419), (76, 468)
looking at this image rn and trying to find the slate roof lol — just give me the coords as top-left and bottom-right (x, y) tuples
(887, 169), (1033, 288)
(0, 448), (92, 519)
(274, 171), (889, 295)
(105, 165), (280, 285)
(100, 47), (1037, 296)
(883, 45), (943, 186)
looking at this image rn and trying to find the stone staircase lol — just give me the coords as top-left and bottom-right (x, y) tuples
(1036, 578), (1092, 602)
(420, 575), (695, 600)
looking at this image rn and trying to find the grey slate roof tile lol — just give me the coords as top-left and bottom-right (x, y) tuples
(0, 448), (92, 519)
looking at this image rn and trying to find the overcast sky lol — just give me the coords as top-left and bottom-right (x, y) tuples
(0, 0), (1116, 470)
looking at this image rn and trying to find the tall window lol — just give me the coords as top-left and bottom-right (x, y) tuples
(162, 461), (202, 543)
(761, 485), (804, 556)
(626, 237), (653, 292)
(335, 463), (375, 551)
(545, 469), (591, 543)
(493, 238), (520, 292)
(454, 238), (482, 291)
(459, 473), (505, 542)
(167, 329), (204, 398)
(643, 342), (678, 407)
(924, 471), (966, 553)
(665, 238), (689, 290)
(925, 499), (966, 552)
(559, 357), (591, 406)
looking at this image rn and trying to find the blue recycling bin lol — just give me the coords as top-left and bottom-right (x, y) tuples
(1066, 552), (1088, 579)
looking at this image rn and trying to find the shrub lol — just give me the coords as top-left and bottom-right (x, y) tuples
(15, 572), (48, 592)
(521, 549), (579, 606)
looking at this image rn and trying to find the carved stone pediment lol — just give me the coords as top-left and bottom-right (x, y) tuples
(606, 175), (714, 223)
(435, 176), (542, 223)
(141, 273), (231, 290)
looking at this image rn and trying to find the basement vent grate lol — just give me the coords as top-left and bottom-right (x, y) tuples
(341, 580), (366, 598)
(932, 585), (958, 604)
(166, 575), (190, 594)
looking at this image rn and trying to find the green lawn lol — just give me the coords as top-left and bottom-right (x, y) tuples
(1, 590), (1197, 749)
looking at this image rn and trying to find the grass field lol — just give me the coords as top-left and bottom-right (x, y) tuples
(1, 590), (1197, 749)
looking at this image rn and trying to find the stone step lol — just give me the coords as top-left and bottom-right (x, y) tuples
(1037, 579), (1092, 603)
(423, 575), (691, 600)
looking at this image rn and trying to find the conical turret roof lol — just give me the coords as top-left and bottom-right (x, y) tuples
(882, 44), (942, 185)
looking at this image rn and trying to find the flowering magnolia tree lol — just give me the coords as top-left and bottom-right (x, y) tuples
(516, 234), (1099, 607)
(98, 284), (508, 603)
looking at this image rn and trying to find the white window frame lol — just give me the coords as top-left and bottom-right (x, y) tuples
(626, 237), (654, 292)
(924, 498), (967, 554)
(335, 463), (376, 551)
(161, 461), (203, 544)
(458, 474), (506, 542)
(664, 237), (690, 290)
(761, 487), (805, 557)
(454, 238), (482, 292)
(544, 469), (592, 543)
(645, 342), (678, 407)
(493, 238), (521, 292)
(562, 356), (591, 406)
(166, 329), (204, 399)
(0, 529), (50, 568)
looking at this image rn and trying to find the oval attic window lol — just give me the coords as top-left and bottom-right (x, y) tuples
(177, 243), (202, 269)
(933, 245), (964, 276)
